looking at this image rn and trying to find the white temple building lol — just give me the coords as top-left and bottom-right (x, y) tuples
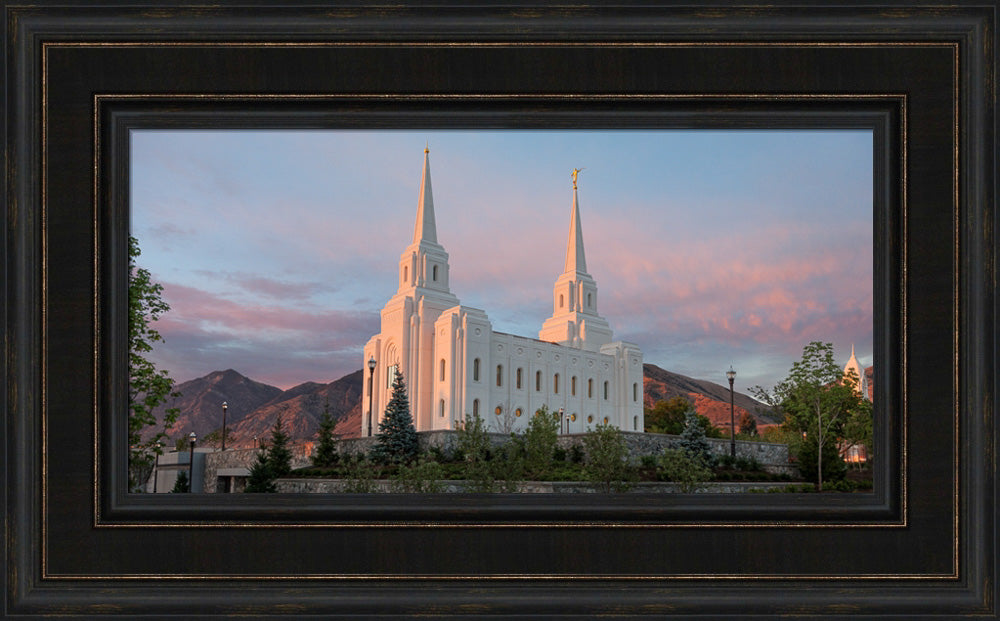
(361, 149), (644, 435)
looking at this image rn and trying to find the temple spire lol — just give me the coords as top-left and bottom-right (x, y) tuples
(564, 173), (587, 274)
(412, 147), (437, 244)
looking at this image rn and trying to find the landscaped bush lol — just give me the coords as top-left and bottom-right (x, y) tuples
(656, 448), (713, 493)
(582, 423), (637, 493)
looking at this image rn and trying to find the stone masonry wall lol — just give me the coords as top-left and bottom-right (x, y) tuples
(204, 430), (795, 491)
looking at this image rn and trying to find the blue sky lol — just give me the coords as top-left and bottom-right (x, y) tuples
(131, 130), (873, 393)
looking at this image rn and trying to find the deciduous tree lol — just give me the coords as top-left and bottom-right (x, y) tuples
(128, 236), (180, 492)
(752, 342), (864, 491)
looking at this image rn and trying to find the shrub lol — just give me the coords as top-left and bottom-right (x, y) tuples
(339, 455), (380, 493)
(568, 444), (585, 464)
(582, 423), (637, 493)
(520, 406), (560, 478)
(657, 448), (713, 493)
(391, 458), (446, 493)
(796, 439), (847, 487)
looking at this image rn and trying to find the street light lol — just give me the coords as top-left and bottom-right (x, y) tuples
(726, 366), (737, 458)
(188, 431), (197, 493)
(151, 441), (162, 493)
(221, 401), (228, 451)
(559, 407), (565, 435)
(367, 356), (377, 437)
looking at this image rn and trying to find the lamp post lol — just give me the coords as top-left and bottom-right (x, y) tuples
(726, 366), (737, 458)
(151, 441), (162, 493)
(221, 401), (228, 451)
(367, 356), (377, 437)
(188, 431), (197, 493)
(559, 407), (565, 435)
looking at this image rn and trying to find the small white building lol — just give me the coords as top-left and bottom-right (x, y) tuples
(361, 149), (644, 435)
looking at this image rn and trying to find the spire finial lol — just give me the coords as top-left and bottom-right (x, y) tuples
(571, 167), (585, 190)
(424, 142), (429, 154)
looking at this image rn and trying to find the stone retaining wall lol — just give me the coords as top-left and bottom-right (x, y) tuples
(275, 478), (795, 494)
(204, 430), (795, 491)
(203, 445), (312, 493)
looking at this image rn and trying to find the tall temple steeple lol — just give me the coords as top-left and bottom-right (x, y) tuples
(564, 183), (587, 275)
(394, 147), (457, 298)
(539, 169), (613, 352)
(412, 145), (437, 245)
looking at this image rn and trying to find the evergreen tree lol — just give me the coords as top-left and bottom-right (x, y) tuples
(170, 470), (189, 493)
(370, 368), (418, 464)
(267, 415), (293, 477)
(311, 400), (339, 468)
(679, 409), (714, 466)
(244, 448), (276, 493)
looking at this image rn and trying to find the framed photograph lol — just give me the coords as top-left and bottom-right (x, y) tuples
(4, 2), (995, 618)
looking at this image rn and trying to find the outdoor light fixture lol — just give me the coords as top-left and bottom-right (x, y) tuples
(726, 366), (737, 458)
(221, 401), (228, 451)
(367, 356), (377, 437)
(188, 431), (197, 493)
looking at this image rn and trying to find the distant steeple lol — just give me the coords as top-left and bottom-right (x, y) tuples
(412, 146), (437, 244)
(843, 344), (870, 401)
(564, 185), (587, 275)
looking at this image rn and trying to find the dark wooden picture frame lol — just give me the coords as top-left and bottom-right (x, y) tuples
(4, 2), (996, 618)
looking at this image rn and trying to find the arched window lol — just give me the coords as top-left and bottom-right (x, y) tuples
(536, 370), (542, 391)
(496, 364), (503, 387)
(473, 358), (480, 381)
(559, 294), (564, 308)
(633, 383), (638, 402)
(440, 359), (445, 381)
(432, 265), (438, 281)
(571, 376), (577, 396)
(634, 415), (638, 431)
(587, 415), (593, 424)
(403, 266), (408, 283)
(473, 399), (479, 417)
(587, 292), (592, 307)
(603, 416), (609, 424)
(516, 368), (523, 389)
(603, 381), (609, 400)
(588, 378), (593, 399)
(439, 399), (445, 417)
(554, 373), (560, 394)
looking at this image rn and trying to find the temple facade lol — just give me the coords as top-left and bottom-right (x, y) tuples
(361, 149), (644, 435)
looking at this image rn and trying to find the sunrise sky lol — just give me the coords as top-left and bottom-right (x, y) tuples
(131, 130), (873, 394)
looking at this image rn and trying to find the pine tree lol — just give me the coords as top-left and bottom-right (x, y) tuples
(267, 415), (293, 477)
(370, 368), (418, 464)
(679, 409), (714, 466)
(170, 470), (189, 493)
(244, 448), (276, 493)
(311, 400), (339, 468)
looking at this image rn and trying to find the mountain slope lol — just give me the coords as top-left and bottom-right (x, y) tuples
(151, 369), (283, 440)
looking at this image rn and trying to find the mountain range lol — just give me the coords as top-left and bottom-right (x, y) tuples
(151, 363), (872, 447)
